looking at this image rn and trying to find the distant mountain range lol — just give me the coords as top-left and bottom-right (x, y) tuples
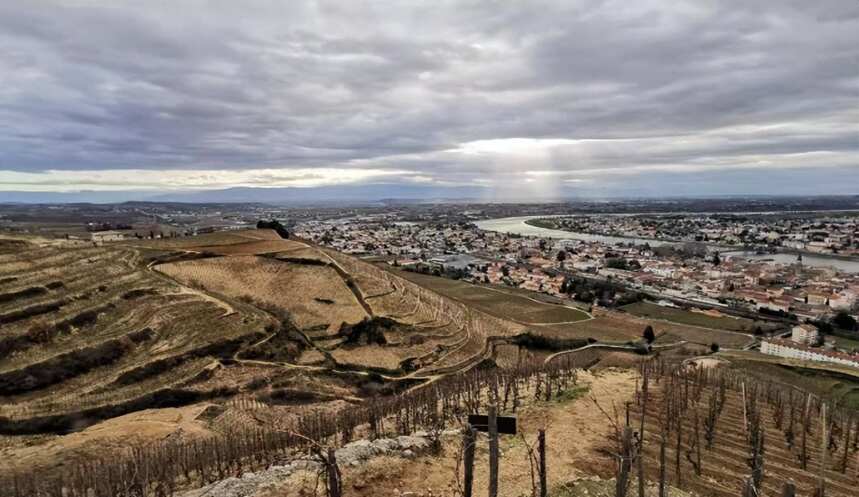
(0, 184), (489, 204)
(3, 185), (857, 206)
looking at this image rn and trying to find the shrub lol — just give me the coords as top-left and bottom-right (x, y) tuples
(256, 219), (290, 238)
(643, 325), (656, 343)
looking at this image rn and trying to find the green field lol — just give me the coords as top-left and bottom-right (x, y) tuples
(724, 352), (859, 409)
(831, 335), (859, 352)
(386, 268), (590, 324)
(620, 301), (760, 331)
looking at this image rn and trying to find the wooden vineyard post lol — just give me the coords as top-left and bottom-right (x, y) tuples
(463, 426), (476, 497)
(488, 405), (499, 497)
(674, 413), (682, 487)
(638, 376), (648, 497)
(818, 403), (827, 497)
(742, 476), (755, 497)
(840, 415), (851, 473)
(782, 481), (796, 497)
(616, 427), (633, 497)
(658, 436), (666, 497)
(538, 429), (547, 497)
(326, 448), (342, 497)
(801, 394), (810, 470)
(694, 407), (702, 475)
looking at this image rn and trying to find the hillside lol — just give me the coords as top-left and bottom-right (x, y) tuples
(2, 230), (858, 497)
(0, 229), (530, 474)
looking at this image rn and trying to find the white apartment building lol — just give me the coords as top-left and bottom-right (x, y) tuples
(761, 340), (859, 369)
(89, 231), (126, 243)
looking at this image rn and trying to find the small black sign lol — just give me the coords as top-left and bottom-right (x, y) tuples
(467, 414), (517, 435)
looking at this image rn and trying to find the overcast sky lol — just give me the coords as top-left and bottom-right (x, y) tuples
(1, 0), (857, 199)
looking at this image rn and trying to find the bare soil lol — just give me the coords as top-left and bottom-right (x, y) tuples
(262, 369), (638, 497)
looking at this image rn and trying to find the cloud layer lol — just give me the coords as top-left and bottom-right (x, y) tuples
(1, 0), (857, 198)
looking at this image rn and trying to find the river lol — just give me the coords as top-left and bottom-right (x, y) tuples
(475, 215), (859, 273)
(475, 216), (678, 247)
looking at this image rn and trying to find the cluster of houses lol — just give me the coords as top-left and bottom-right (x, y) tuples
(297, 217), (859, 322)
(542, 215), (859, 256)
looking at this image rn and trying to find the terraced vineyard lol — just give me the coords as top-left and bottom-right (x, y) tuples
(0, 238), (274, 433)
(0, 230), (540, 475)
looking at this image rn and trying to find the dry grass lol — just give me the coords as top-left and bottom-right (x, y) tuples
(329, 345), (406, 371)
(125, 231), (253, 249)
(391, 269), (590, 324)
(270, 246), (332, 263)
(157, 255), (368, 330)
(263, 369), (637, 497)
(534, 316), (644, 342)
(535, 311), (753, 349)
(0, 404), (215, 474)
(182, 239), (307, 255)
(620, 301), (760, 331)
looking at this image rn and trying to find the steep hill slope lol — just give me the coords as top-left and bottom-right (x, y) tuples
(0, 229), (528, 474)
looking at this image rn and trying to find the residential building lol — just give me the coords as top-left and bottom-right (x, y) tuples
(791, 324), (820, 345)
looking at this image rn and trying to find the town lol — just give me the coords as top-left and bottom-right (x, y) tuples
(295, 210), (859, 359)
(529, 213), (859, 255)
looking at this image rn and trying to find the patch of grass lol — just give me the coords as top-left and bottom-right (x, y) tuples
(728, 356), (859, 408)
(830, 335), (859, 352)
(621, 301), (758, 331)
(388, 268), (589, 324)
(552, 384), (591, 404)
(549, 484), (577, 497)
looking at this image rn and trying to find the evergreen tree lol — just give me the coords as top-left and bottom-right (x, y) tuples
(643, 325), (656, 343)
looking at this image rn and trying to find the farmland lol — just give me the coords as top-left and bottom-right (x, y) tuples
(719, 350), (859, 408)
(632, 362), (859, 497)
(387, 267), (591, 324)
(620, 301), (764, 332)
(386, 269), (754, 350)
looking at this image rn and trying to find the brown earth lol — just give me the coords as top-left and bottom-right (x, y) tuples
(261, 369), (638, 497)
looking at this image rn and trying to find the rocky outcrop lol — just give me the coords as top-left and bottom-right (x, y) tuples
(182, 430), (459, 497)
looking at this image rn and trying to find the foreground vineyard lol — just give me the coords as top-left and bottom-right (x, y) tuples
(629, 362), (859, 497)
(0, 352), (597, 496)
(5, 351), (857, 497)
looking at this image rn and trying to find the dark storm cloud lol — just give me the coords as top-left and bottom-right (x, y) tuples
(0, 0), (857, 195)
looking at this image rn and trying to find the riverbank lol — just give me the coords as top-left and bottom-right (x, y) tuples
(476, 215), (859, 273)
(525, 218), (859, 263)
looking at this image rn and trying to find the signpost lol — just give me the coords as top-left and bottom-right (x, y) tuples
(467, 414), (517, 435)
(462, 411), (518, 497)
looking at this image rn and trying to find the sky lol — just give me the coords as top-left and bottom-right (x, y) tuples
(1, 0), (858, 201)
